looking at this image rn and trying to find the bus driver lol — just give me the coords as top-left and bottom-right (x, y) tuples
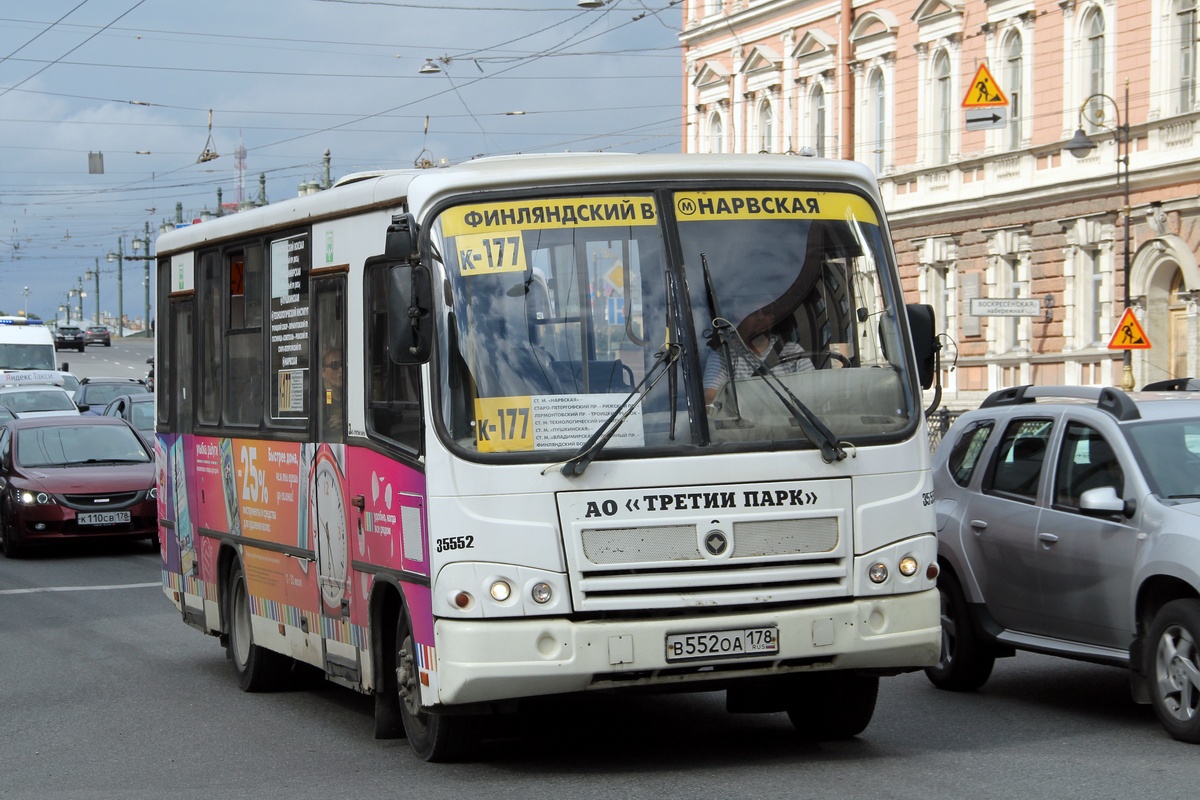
(703, 306), (814, 407)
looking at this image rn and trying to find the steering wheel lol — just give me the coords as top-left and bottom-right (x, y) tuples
(780, 351), (852, 369)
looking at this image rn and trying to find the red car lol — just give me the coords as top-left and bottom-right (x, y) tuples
(0, 416), (156, 557)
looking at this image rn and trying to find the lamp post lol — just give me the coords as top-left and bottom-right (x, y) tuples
(74, 276), (85, 323)
(107, 237), (125, 337)
(131, 222), (152, 336)
(85, 258), (100, 326)
(121, 222), (154, 336)
(1065, 79), (1133, 391)
(21, 286), (29, 317)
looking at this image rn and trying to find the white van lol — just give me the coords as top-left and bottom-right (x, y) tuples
(0, 318), (59, 371)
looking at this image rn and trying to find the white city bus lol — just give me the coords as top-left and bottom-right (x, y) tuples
(154, 153), (943, 761)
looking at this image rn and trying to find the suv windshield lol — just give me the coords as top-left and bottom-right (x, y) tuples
(432, 188), (913, 460)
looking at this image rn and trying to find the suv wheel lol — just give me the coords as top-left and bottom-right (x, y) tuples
(925, 569), (995, 691)
(1147, 599), (1200, 742)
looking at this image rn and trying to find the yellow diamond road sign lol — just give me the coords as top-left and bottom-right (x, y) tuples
(963, 63), (1008, 108)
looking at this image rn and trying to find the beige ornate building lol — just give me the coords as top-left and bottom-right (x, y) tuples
(681, 0), (1200, 407)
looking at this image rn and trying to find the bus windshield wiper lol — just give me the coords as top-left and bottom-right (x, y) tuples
(745, 346), (847, 463)
(700, 254), (845, 463)
(701, 254), (743, 424)
(553, 343), (682, 478)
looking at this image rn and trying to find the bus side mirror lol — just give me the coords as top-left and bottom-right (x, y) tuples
(389, 264), (433, 364)
(906, 303), (939, 390)
(385, 212), (418, 261)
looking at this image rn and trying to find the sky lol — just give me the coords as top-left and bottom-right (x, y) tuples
(0, 0), (684, 325)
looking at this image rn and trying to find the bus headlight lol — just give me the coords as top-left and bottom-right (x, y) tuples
(898, 556), (919, 577)
(868, 562), (889, 584)
(434, 563), (568, 617)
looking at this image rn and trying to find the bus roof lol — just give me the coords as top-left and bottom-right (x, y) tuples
(155, 153), (883, 257)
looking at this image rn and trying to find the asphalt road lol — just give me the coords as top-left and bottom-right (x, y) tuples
(2, 341), (1195, 799)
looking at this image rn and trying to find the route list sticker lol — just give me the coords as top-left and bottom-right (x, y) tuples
(474, 394), (644, 453)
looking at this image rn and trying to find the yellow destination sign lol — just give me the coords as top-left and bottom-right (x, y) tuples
(440, 196), (658, 237)
(673, 191), (879, 225)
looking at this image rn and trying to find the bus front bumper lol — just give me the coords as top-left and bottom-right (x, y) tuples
(431, 588), (940, 706)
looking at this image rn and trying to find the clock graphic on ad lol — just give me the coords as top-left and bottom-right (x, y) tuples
(309, 444), (349, 617)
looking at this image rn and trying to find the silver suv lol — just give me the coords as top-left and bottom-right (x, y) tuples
(928, 384), (1200, 743)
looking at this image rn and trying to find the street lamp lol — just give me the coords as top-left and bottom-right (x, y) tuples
(21, 286), (29, 317)
(1065, 79), (1133, 391)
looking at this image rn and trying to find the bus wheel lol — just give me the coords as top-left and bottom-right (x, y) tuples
(395, 613), (477, 762)
(226, 560), (285, 692)
(785, 671), (878, 740)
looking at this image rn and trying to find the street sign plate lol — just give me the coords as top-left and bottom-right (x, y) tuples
(970, 298), (1042, 317)
(966, 107), (1007, 131)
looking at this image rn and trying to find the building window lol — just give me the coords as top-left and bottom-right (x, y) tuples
(707, 112), (724, 154)
(1083, 7), (1106, 128)
(810, 85), (826, 157)
(868, 68), (886, 174)
(1078, 246), (1107, 346)
(932, 50), (952, 165)
(706, 0), (722, 16)
(1178, 0), (1198, 114)
(1003, 256), (1023, 351)
(757, 99), (774, 153)
(1004, 31), (1023, 150)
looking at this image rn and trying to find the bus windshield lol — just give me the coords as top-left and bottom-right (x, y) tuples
(433, 188), (914, 458)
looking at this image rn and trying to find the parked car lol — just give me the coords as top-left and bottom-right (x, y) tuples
(85, 325), (112, 347)
(0, 385), (79, 417)
(0, 415), (156, 557)
(145, 357), (154, 392)
(928, 384), (1200, 743)
(54, 326), (85, 352)
(102, 393), (155, 449)
(73, 376), (150, 414)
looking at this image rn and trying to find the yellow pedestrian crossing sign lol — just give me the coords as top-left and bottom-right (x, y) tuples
(963, 64), (1008, 108)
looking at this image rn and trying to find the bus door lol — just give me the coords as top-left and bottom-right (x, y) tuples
(309, 274), (357, 679)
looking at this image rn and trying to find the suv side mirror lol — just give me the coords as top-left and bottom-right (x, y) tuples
(1080, 485), (1136, 518)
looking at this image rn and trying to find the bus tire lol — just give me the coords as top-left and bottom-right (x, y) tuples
(924, 569), (995, 692)
(226, 559), (285, 692)
(785, 671), (878, 740)
(395, 612), (477, 762)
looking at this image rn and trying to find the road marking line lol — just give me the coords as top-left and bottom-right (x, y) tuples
(0, 581), (161, 595)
